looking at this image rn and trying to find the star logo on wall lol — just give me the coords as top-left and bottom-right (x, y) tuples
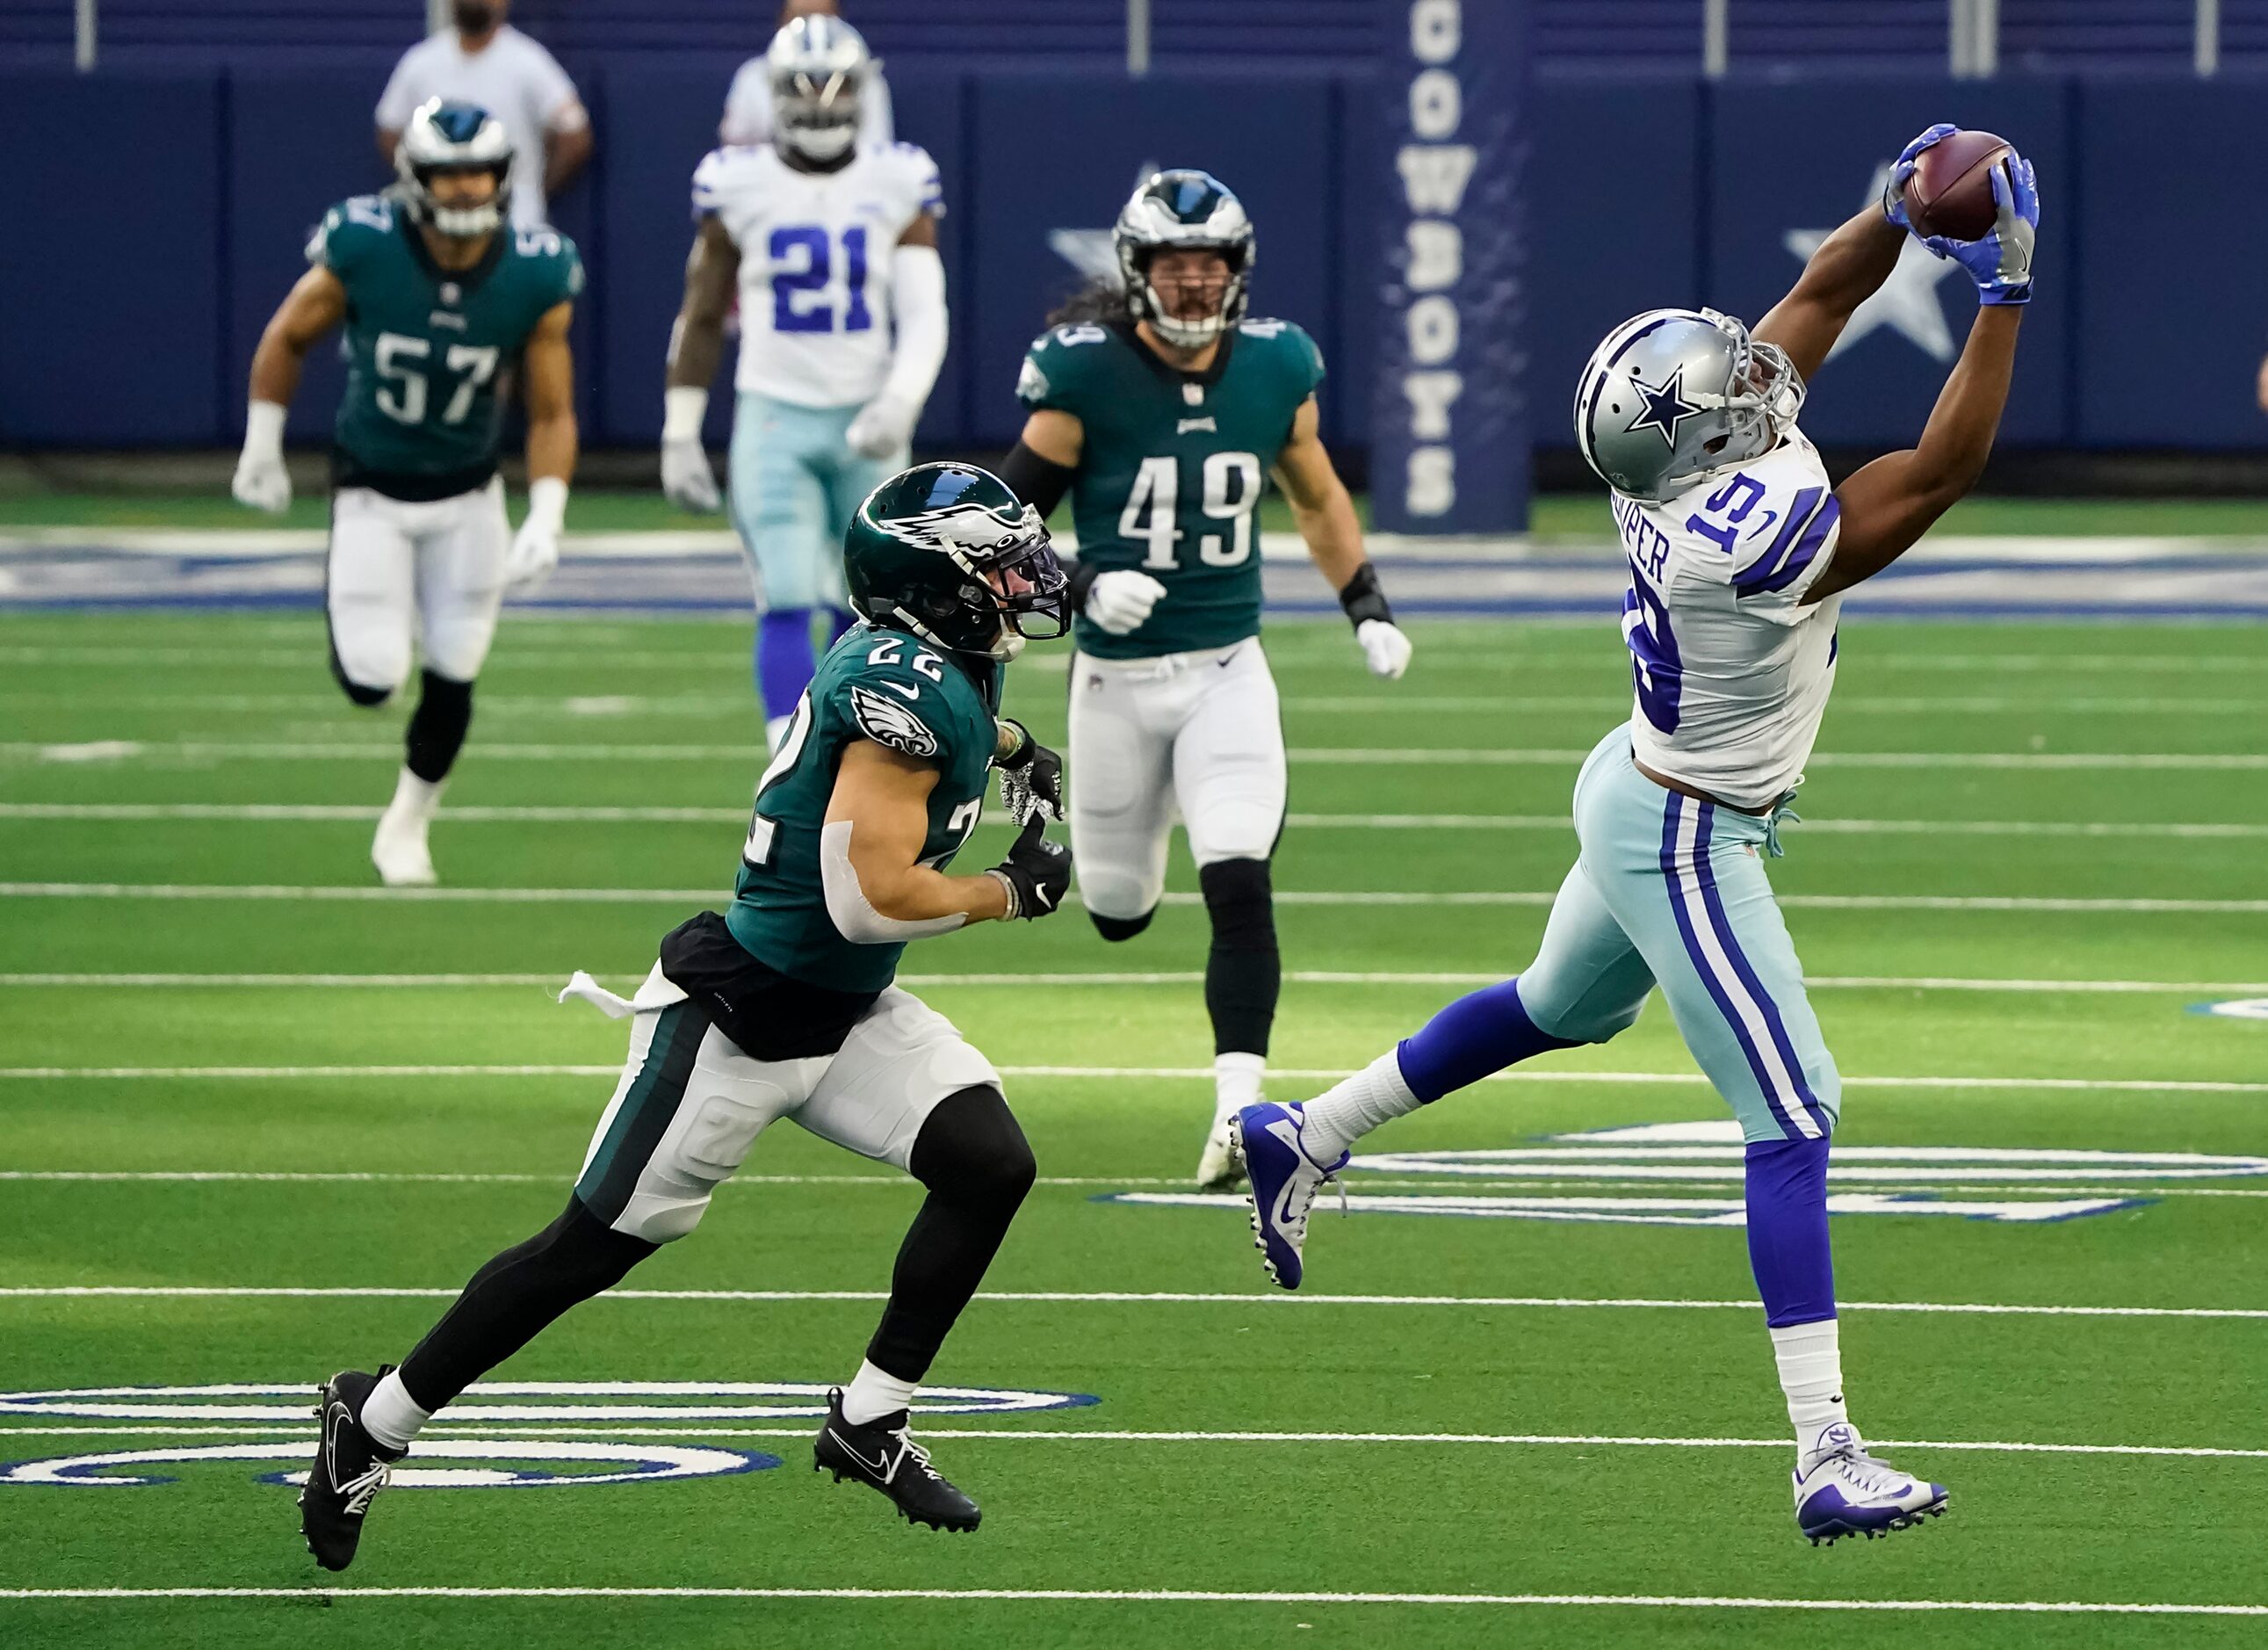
(1783, 163), (1960, 364)
(1046, 160), (1159, 286)
(1622, 364), (1701, 448)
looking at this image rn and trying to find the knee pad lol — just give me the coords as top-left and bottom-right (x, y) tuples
(327, 631), (398, 707)
(1090, 908), (1154, 943)
(406, 669), (474, 784)
(909, 1085), (1036, 1211)
(1198, 857), (1275, 946)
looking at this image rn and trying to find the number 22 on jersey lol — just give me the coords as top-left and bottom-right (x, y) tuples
(1119, 452), (1264, 570)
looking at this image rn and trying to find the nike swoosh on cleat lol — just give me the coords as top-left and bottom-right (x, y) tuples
(827, 1429), (894, 1480)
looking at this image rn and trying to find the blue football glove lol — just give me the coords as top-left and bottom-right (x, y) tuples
(1879, 123), (1958, 228)
(1921, 152), (2039, 307)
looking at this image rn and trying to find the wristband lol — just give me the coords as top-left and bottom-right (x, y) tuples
(1337, 561), (1394, 629)
(662, 386), (709, 443)
(993, 718), (1033, 766)
(986, 867), (1020, 921)
(524, 475), (569, 534)
(244, 400), (287, 456)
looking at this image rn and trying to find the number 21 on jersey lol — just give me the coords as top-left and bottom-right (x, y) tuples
(1120, 452), (1262, 570)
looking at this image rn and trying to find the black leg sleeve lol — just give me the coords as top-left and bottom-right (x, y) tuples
(405, 668), (475, 784)
(1199, 856), (1281, 1058)
(863, 1086), (1036, 1383)
(397, 1193), (656, 1412)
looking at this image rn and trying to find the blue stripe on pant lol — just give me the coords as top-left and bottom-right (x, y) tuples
(1516, 727), (1841, 1144)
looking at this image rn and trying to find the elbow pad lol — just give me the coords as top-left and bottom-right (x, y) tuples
(820, 819), (966, 944)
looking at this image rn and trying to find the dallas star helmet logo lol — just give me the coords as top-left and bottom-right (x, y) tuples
(1622, 364), (1702, 450)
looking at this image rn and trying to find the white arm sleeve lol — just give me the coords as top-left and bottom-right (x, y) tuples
(877, 243), (948, 411)
(820, 819), (966, 944)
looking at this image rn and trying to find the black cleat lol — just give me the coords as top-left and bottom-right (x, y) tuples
(813, 1387), (980, 1532)
(299, 1368), (404, 1572)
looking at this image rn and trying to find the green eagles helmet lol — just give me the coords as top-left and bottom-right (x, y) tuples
(1114, 168), (1255, 350)
(844, 463), (1070, 662)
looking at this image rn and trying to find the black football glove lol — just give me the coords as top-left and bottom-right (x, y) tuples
(993, 718), (1065, 825)
(988, 815), (1071, 921)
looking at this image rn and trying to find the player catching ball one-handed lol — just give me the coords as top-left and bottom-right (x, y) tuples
(234, 99), (581, 887)
(297, 464), (1073, 1568)
(1001, 170), (1414, 1190)
(1235, 126), (2038, 1544)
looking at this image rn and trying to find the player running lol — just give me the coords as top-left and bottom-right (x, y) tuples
(1000, 169), (1414, 1191)
(661, 14), (949, 751)
(232, 98), (581, 887)
(296, 463), (1073, 1568)
(1233, 126), (2039, 1545)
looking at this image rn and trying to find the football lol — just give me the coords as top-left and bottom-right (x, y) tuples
(1902, 127), (2012, 241)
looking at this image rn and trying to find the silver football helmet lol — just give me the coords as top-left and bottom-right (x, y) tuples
(767, 14), (870, 163)
(394, 98), (513, 237)
(1573, 308), (1805, 503)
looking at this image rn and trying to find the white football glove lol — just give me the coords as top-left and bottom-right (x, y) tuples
(1357, 618), (1413, 679)
(505, 477), (567, 591)
(1084, 569), (1167, 636)
(845, 394), (920, 460)
(661, 437), (720, 512)
(231, 401), (291, 514)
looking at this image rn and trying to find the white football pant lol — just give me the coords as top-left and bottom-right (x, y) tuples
(327, 478), (511, 694)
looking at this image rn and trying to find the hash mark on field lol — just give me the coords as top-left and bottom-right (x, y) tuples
(0, 1586), (2260, 1616)
(5, 885), (2264, 915)
(3, 1423), (2265, 1461)
(1, 1285), (2263, 1320)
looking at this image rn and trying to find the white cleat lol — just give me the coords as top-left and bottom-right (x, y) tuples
(1196, 1111), (1246, 1191)
(1792, 1422), (1948, 1545)
(370, 807), (437, 887)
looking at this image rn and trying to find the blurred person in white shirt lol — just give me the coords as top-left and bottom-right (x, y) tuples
(377, 1), (591, 230)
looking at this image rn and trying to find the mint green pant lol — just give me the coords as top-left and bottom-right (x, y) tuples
(1517, 727), (1841, 1144)
(727, 393), (896, 611)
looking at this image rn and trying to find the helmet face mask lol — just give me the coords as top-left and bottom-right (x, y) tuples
(395, 99), (513, 238)
(846, 465), (1070, 662)
(1114, 170), (1254, 351)
(767, 15), (870, 163)
(1573, 308), (1807, 503)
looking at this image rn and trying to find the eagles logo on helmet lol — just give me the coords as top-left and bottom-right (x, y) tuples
(393, 99), (514, 239)
(845, 464), (1070, 662)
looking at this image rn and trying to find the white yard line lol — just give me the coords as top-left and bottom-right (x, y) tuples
(2, 885), (2261, 914)
(0, 1585), (2261, 1616)
(2, 971), (2260, 995)
(1, 1064), (2262, 1094)
(0, 1285), (2261, 1321)
(8, 801), (2267, 843)
(10, 740), (2268, 770)
(0, 1423), (2261, 1461)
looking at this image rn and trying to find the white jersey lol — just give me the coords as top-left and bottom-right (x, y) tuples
(692, 142), (943, 409)
(1609, 429), (1845, 811)
(375, 25), (586, 230)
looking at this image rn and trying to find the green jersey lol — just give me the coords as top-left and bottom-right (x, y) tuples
(726, 625), (1000, 994)
(1016, 316), (1325, 659)
(306, 193), (582, 500)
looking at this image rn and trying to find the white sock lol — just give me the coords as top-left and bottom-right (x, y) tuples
(1297, 1050), (1421, 1160)
(764, 713), (792, 753)
(383, 766), (444, 823)
(1771, 1320), (1851, 1464)
(359, 1367), (431, 1453)
(1213, 1052), (1265, 1125)
(840, 1358), (919, 1427)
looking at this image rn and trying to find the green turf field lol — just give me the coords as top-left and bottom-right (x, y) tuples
(3, 484), (2264, 540)
(1, 609), (2264, 1646)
